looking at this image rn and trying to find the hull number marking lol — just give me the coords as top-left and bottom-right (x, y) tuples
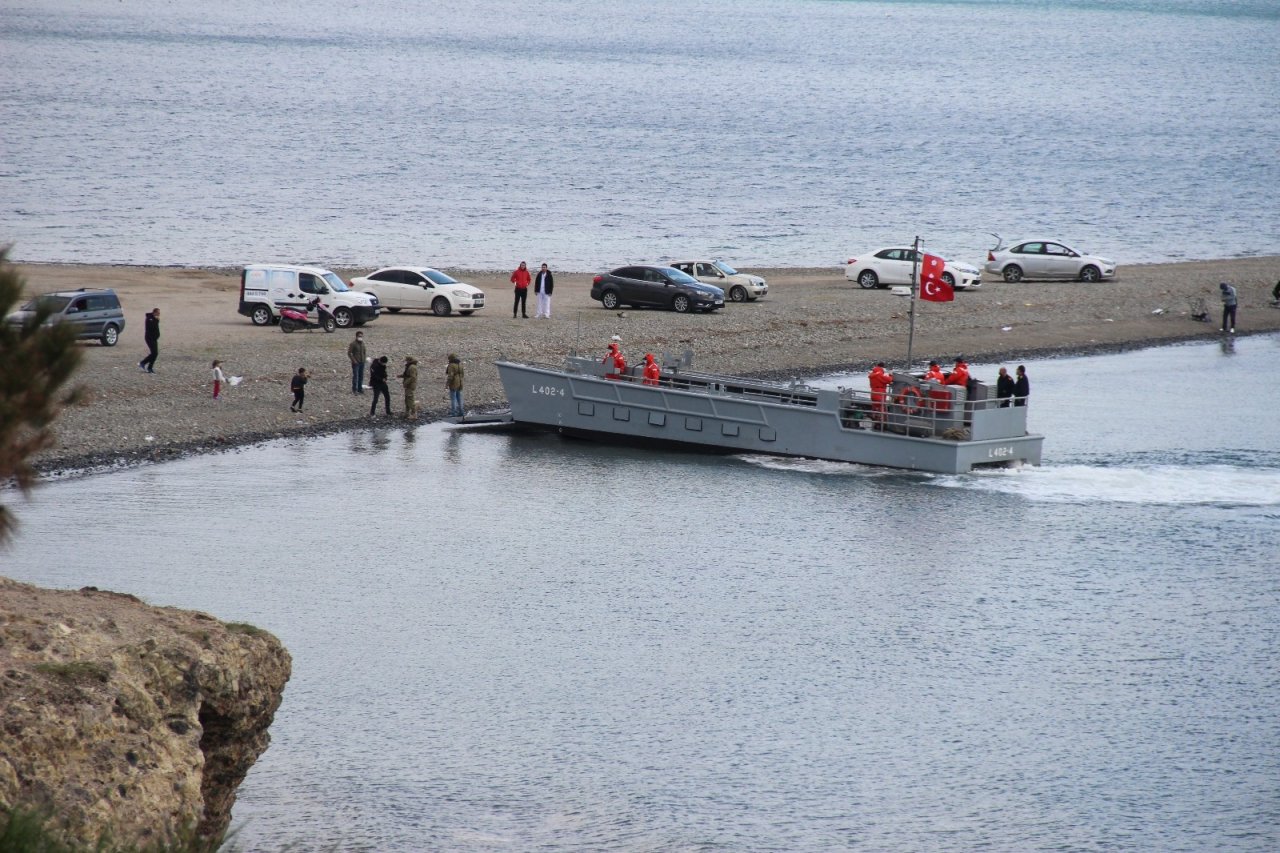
(533, 384), (565, 397)
(988, 445), (1015, 458)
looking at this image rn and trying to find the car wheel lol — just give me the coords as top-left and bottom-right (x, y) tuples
(385, 307), (401, 314)
(672, 294), (691, 313)
(333, 307), (353, 328)
(941, 272), (956, 289)
(1079, 265), (1101, 282)
(250, 304), (273, 326)
(322, 315), (337, 333)
(729, 285), (748, 303)
(857, 270), (879, 289)
(1002, 265), (1024, 283)
(100, 324), (119, 346)
(459, 310), (474, 316)
(432, 296), (452, 317)
(601, 290), (620, 310)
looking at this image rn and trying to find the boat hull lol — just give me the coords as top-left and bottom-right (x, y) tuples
(496, 360), (1043, 474)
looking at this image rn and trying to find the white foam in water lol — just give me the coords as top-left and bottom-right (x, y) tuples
(939, 463), (1280, 506)
(734, 454), (920, 478)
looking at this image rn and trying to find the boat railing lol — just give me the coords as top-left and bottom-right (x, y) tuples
(838, 380), (1030, 440)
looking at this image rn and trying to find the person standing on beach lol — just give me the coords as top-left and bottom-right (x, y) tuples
(369, 356), (391, 416)
(1013, 365), (1030, 407)
(399, 355), (419, 419)
(138, 307), (160, 373)
(995, 366), (1014, 407)
(533, 263), (554, 319)
(446, 353), (465, 417)
(1219, 281), (1237, 333)
(511, 261), (531, 318)
(212, 360), (226, 401)
(348, 330), (367, 394)
(290, 367), (309, 412)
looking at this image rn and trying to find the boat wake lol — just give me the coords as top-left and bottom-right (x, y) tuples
(733, 454), (930, 478)
(936, 459), (1280, 506)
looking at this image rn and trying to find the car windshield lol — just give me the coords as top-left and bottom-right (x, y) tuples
(24, 294), (72, 312)
(660, 267), (699, 285)
(713, 261), (738, 276)
(322, 272), (350, 292)
(423, 270), (459, 285)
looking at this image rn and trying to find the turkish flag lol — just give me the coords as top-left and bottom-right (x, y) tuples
(919, 253), (954, 302)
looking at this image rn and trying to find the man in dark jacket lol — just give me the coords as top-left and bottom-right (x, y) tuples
(369, 356), (391, 416)
(1013, 365), (1030, 407)
(533, 263), (554, 319)
(995, 367), (1015, 407)
(138, 307), (160, 373)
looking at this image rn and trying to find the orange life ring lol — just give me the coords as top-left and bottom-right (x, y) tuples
(894, 386), (923, 416)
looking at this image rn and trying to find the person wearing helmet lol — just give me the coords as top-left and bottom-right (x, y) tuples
(602, 336), (626, 380)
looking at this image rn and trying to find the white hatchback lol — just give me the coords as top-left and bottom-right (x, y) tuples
(351, 267), (485, 316)
(668, 260), (768, 302)
(844, 247), (982, 290)
(984, 239), (1116, 282)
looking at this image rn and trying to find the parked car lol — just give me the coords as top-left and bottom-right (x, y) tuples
(590, 265), (725, 313)
(350, 267), (485, 316)
(668, 260), (768, 302)
(984, 238), (1116, 282)
(238, 264), (379, 328)
(844, 247), (982, 290)
(4, 287), (125, 346)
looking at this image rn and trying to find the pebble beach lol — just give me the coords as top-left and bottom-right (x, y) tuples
(19, 257), (1280, 475)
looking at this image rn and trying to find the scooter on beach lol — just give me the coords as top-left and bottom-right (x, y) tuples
(280, 298), (337, 333)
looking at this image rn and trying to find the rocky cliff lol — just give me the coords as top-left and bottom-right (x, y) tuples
(0, 577), (291, 847)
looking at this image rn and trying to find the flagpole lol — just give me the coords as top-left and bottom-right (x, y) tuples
(906, 234), (920, 371)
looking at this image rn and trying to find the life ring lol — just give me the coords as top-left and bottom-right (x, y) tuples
(894, 386), (924, 416)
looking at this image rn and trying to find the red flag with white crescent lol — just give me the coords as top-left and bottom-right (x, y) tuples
(919, 253), (954, 302)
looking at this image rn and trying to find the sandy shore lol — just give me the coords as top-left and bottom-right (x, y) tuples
(17, 257), (1280, 474)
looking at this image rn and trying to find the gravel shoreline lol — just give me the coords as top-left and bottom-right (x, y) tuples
(18, 257), (1280, 478)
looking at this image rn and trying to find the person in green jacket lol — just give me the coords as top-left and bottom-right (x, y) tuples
(446, 354), (464, 417)
(399, 355), (419, 418)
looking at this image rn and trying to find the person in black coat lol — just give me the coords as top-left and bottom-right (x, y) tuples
(138, 307), (160, 372)
(1013, 365), (1030, 407)
(369, 355), (391, 416)
(995, 366), (1015, 407)
(533, 263), (555, 319)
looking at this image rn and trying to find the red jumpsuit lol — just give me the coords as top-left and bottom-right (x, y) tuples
(923, 365), (945, 383)
(944, 361), (969, 386)
(642, 356), (660, 386)
(868, 365), (893, 420)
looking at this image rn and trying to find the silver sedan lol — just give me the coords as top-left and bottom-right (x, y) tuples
(985, 239), (1116, 282)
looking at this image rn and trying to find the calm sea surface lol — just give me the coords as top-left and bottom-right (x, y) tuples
(3, 336), (1279, 850)
(3, 0), (1279, 269)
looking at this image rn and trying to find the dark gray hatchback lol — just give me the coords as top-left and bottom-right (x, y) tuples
(4, 288), (126, 346)
(590, 265), (725, 313)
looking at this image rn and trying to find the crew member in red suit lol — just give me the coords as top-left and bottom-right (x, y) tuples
(603, 337), (626, 380)
(868, 361), (893, 425)
(923, 360), (945, 383)
(944, 356), (969, 386)
(642, 353), (661, 386)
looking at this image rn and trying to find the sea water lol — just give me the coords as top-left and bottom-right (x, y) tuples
(3, 336), (1278, 850)
(2, 0), (1279, 269)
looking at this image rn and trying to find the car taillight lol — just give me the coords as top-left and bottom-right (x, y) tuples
(987, 251), (995, 261)
(592, 275), (602, 284)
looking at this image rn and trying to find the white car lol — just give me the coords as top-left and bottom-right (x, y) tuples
(844, 247), (982, 290)
(351, 267), (485, 316)
(668, 260), (768, 302)
(984, 238), (1116, 282)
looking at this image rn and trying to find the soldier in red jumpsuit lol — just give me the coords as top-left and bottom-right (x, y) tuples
(603, 338), (627, 380)
(868, 362), (893, 425)
(944, 356), (969, 387)
(642, 353), (661, 386)
(923, 361), (945, 383)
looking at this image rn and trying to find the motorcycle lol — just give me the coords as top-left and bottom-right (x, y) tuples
(280, 298), (337, 333)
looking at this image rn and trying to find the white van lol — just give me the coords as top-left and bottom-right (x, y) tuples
(238, 264), (380, 328)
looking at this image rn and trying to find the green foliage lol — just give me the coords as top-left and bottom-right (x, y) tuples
(0, 807), (232, 852)
(32, 661), (112, 684)
(221, 622), (267, 639)
(0, 245), (84, 542)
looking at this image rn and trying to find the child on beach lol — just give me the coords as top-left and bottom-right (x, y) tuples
(290, 367), (309, 412)
(211, 360), (226, 400)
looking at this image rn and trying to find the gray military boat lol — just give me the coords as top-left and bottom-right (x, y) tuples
(494, 352), (1043, 474)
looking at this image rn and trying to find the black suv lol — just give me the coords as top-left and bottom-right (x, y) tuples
(4, 288), (126, 346)
(590, 265), (725, 314)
